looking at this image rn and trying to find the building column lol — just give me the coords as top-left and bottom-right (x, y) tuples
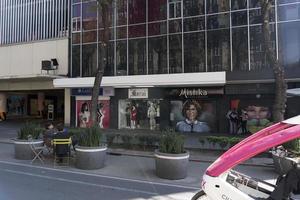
(64, 88), (71, 126)
(0, 93), (7, 121)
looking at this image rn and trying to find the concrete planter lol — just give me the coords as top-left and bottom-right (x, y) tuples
(154, 149), (189, 180)
(75, 146), (107, 170)
(14, 139), (43, 160)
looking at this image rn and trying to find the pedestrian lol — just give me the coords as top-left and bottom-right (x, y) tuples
(240, 109), (248, 134)
(226, 108), (239, 135)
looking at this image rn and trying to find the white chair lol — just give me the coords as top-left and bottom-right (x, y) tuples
(29, 141), (46, 164)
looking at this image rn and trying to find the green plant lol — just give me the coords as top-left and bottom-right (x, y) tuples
(283, 139), (300, 155)
(159, 131), (185, 154)
(104, 132), (118, 147)
(200, 136), (243, 149)
(17, 122), (41, 140)
(78, 125), (102, 147)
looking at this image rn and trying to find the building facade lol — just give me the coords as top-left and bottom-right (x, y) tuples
(0, 0), (70, 122)
(54, 0), (300, 134)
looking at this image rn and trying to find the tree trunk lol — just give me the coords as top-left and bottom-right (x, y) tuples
(260, 0), (287, 122)
(90, 1), (110, 125)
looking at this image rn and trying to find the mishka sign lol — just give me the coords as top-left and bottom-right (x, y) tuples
(169, 88), (224, 98)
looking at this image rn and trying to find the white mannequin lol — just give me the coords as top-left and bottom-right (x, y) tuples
(147, 102), (156, 130)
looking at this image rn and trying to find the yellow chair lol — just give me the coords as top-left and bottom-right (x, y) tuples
(52, 138), (72, 166)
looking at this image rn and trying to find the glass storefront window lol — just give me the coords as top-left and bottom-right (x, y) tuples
(231, 0), (247, 10)
(82, 2), (97, 30)
(148, 36), (168, 74)
(207, 13), (230, 30)
(184, 32), (206, 73)
(206, 0), (229, 14)
(278, 0), (300, 4)
(119, 99), (161, 130)
(128, 0), (146, 24)
(183, 17), (205, 32)
(82, 31), (97, 43)
(117, 0), (127, 26)
(250, 25), (276, 71)
(82, 44), (97, 77)
(128, 39), (146, 75)
(128, 24), (146, 38)
(72, 45), (81, 77)
(99, 42), (115, 76)
(148, 0), (167, 21)
(169, 34), (182, 73)
(183, 0), (205, 17)
(231, 11), (248, 27)
(117, 26), (127, 39)
(249, 8), (275, 24)
(169, 19), (182, 33)
(72, 4), (81, 18)
(278, 4), (300, 21)
(232, 27), (249, 71)
(279, 21), (300, 68)
(116, 40), (127, 76)
(72, 33), (81, 44)
(207, 29), (230, 72)
(148, 22), (167, 36)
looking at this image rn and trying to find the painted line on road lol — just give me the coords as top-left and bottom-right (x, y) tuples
(0, 160), (199, 190)
(1, 168), (158, 196)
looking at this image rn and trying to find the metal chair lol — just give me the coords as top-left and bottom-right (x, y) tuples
(52, 138), (72, 167)
(29, 141), (46, 164)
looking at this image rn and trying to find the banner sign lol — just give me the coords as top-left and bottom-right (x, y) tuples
(128, 88), (148, 99)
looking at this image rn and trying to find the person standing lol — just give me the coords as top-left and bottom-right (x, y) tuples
(240, 109), (248, 134)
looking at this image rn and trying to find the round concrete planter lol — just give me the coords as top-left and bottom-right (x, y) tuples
(14, 139), (43, 160)
(154, 149), (189, 180)
(75, 146), (107, 170)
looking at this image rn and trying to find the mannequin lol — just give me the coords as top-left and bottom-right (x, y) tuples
(147, 102), (157, 130)
(130, 105), (137, 129)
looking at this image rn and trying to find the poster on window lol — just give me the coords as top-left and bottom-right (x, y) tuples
(76, 100), (110, 128)
(226, 99), (273, 134)
(170, 100), (216, 133)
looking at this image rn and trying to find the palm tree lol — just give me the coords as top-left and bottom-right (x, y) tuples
(260, 0), (287, 122)
(90, 0), (112, 125)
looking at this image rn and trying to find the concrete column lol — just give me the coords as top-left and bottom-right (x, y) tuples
(0, 93), (7, 121)
(64, 88), (71, 126)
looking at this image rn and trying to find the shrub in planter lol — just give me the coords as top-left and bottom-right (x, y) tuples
(75, 125), (107, 170)
(15, 122), (43, 160)
(155, 131), (189, 180)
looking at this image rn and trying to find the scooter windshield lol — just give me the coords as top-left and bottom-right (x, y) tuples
(206, 115), (300, 177)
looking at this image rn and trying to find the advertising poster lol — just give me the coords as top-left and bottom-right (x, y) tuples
(170, 100), (216, 133)
(76, 100), (110, 128)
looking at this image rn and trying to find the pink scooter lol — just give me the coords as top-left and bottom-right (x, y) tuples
(192, 115), (300, 200)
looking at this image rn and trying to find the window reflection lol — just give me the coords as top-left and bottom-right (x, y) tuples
(148, 22), (167, 36)
(207, 13), (230, 30)
(82, 44), (97, 77)
(184, 32), (205, 73)
(128, 0), (146, 24)
(279, 21), (300, 68)
(250, 25), (276, 70)
(232, 11), (247, 26)
(82, 2), (97, 30)
(249, 8), (275, 24)
(232, 28), (249, 71)
(278, 4), (300, 21)
(206, 0), (229, 14)
(117, 0), (127, 26)
(148, 36), (168, 74)
(148, 0), (167, 21)
(99, 42), (115, 76)
(72, 46), (81, 77)
(129, 39), (146, 75)
(207, 29), (230, 72)
(169, 34), (182, 73)
(184, 17), (205, 32)
(183, 0), (204, 17)
(169, 19), (182, 33)
(231, 0), (247, 10)
(116, 41), (127, 76)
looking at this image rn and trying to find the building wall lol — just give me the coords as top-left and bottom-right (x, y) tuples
(0, 39), (68, 78)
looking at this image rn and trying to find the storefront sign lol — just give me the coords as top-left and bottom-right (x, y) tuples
(169, 88), (223, 98)
(128, 88), (148, 99)
(71, 87), (114, 96)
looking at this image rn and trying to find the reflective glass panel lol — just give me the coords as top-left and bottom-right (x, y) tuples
(116, 41), (127, 76)
(128, 24), (146, 38)
(232, 27), (249, 71)
(207, 29), (230, 72)
(148, 0), (167, 21)
(183, 0), (205, 17)
(72, 46), (81, 77)
(169, 34), (182, 73)
(82, 2), (97, 30)
(117, 0), (127, 26)
(184, 17), (205, 32)
(184, 32), (205, 73)
(82, 44), (97, 77)
(148, 36), (168, 74)
(128, 0), (146, 24)
(231, 0), (247, 10)
(82, 31), (97, 43)
(148, 22), (167, 36)
(128, 39), (146, 75)
(206, 0), (229, 14)
(207, 13), (230, 30)
(232, 11), (248, 26)
(278, 4), (300, 21)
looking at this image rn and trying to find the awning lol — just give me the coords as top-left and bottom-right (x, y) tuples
(53, 72), (226, 88)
